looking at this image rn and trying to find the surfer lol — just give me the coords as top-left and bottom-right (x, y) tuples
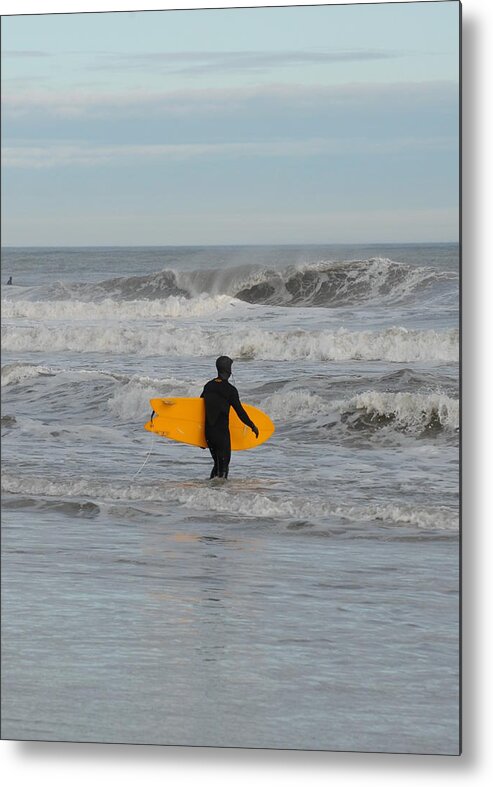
(6, 276), (13, 285)
(201, 356), (259, 479)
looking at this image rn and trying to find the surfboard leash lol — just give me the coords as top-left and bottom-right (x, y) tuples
(130, 439), (155, 482)
(130, 410), (156, 482)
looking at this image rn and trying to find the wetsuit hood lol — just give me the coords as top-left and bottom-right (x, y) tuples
(216, 355), (233, 380)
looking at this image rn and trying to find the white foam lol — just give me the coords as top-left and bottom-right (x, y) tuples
(1, 294), (240, 321)
(107, 375), (201, 421)
(1, 473), (459, 531)
(343, 390), (460, 431)
(261, 388), (459, 431)
(0, 361), (201, 390)
(1, 363), (52, 387)
(262, 390), (329, 420)
(178, 257), (457, 306)
(1, 323), (459, 364)
(12, 417), (127, 443)
(333, 501), (458, 530)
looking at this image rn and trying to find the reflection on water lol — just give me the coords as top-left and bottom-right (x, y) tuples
(2, 507), (459, 752)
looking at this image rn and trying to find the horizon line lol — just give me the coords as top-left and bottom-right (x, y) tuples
(2, 240), (459, 249)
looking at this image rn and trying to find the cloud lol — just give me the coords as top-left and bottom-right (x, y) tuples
(3, 79), (457, 120)
(2, 50), (51, 58)
(2, 136), (457, 169)
(2, 79), (458, 176)
(90, 48), (404, 76)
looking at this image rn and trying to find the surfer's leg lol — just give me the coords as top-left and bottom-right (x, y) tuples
(205, 429), (219, 478)
(208, 444), (218, 478)
(207, 427), (230, 479)
(217, 434), (231, 479)
(217, 456), (227, 478)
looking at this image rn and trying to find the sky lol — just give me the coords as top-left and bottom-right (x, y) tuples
(1, 1), (460, 246)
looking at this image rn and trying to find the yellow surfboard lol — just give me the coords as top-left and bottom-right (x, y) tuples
(144, 397), (275, 451)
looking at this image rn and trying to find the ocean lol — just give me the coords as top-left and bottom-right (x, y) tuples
(1, 244), (460, 753)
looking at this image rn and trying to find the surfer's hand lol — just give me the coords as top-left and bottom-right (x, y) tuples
(251, 424), (259, 438)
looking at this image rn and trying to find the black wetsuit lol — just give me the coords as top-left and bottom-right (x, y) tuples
(201, 378), (254, 478)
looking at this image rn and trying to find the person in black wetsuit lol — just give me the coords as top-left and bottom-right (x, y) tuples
(201, 356), (259, 479)
(6, 276), (13, 285)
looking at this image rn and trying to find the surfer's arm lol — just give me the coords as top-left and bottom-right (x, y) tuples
(230, 389), (258, 435)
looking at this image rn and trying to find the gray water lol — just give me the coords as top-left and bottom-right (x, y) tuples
(1, 244), (460, 752)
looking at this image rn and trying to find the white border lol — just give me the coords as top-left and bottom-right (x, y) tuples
(0, 0), (463, 14)
(2, 1), (491, 784)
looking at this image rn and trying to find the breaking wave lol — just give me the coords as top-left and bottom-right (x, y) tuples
(3, 258), (458, 309)
(2, 323), (459, 363)
(1, 363), (459, 435)
(229, 258), (457, 307)
(250, 389), (459, 433)
(1, 294), (240, 321)
(1, 362), (54, 387)
(339, 390), (459, 433)
(109, 382), (459, 435)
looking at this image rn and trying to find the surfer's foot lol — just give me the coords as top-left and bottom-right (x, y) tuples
(217, 463), (229, 479)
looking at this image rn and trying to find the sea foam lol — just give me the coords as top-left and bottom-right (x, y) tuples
(1, 294), (239, 320)
(1, 472), (459, 531)
(2, 323), (459, 363)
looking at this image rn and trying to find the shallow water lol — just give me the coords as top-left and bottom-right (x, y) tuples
(2, 506), (458, 752)
(1, 244), (460, 751)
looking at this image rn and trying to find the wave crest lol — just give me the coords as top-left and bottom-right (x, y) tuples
(1, 362), (54, 387)
(263, 389), (459, 433)
(341, 390), (459, 433)
(1, 473), (458, 531)
(1, 294), (239, 321)
(5, 258), (458, 308)
(233, 258), (456, 307)
(1, 323), (459, 363)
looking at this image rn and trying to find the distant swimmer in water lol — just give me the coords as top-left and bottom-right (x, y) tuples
(6, 276), (13, 285)
(201, 356), (259, 479)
